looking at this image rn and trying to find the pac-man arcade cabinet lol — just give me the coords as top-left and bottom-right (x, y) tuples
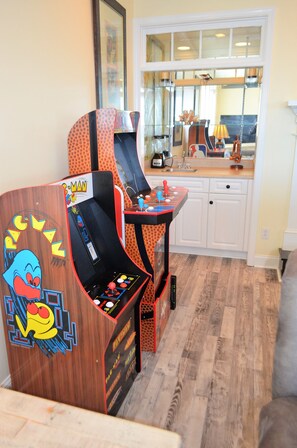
(68, 109), (188, 351)
(0, 171), (150, 415)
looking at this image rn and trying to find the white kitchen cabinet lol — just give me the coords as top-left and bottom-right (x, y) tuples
(207, 192), (247, 250)
(175, 191), (208, 247)
(147, 176), (209, 248)
(174, 178), (209, 248)
(146, 175), (252, 257)
(207, 178), (249, 251)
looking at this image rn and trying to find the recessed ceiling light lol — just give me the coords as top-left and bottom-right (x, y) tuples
(215, 33), (225, 38)
(235, 41), (251, 47)
(177, 46), (190, 51)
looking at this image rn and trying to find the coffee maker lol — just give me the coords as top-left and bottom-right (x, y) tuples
(151, 135), (171, 168)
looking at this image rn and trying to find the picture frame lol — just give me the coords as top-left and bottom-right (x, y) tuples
(92, 0), (127, 109)
(173, 122), (183, 146)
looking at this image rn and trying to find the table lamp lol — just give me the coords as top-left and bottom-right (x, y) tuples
(213, 124), (229, 148)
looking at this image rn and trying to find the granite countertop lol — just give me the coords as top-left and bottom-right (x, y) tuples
(145, 159), (254, 180)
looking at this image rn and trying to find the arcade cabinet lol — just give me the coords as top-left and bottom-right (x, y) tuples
(68, 109), (188, 351)
(0, 171), (150, 415)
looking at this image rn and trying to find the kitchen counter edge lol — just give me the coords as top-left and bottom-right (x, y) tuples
(145, 167), (254, 179)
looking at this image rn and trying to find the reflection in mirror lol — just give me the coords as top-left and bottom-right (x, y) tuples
(143, 67), (262, 164)
(146, 26), (261, 62)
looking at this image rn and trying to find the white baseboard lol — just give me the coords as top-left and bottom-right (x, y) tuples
(253, 255), (280, 269)
(170, 245), (247, 260)
(170, 245), (280, 270)
(0, 374), (11, 389)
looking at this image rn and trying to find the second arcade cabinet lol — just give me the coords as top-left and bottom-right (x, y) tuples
(68, 109), (188, 351)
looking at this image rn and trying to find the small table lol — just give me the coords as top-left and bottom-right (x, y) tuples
(0, 388), (182, 448)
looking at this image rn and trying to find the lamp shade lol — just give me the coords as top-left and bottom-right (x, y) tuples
(213, 124), (229, 140)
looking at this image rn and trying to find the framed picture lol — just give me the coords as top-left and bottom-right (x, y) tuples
(92, 0), (127, 109)
(173, 122), (183, 146)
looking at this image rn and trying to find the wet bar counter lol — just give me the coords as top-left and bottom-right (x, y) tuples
(145, 156), (254, 179)
(145, 164), (254, 180)
(145, 159), (254, 256)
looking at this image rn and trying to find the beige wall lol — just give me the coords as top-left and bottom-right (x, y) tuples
(0, 0), (134, 195)
(121, 0), (134, 107)
(0, 0), (134, 384)
(0, 0), (296, 382)
(1, 1), (95, 194)
(216, 87), (261, 120)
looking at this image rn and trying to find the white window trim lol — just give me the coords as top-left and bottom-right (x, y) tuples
(133, 7), (275, 265)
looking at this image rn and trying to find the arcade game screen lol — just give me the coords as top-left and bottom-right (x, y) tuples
(114, 132), (151, 203)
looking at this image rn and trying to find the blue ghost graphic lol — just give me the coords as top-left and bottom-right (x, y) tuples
(3, 249), (42, 300)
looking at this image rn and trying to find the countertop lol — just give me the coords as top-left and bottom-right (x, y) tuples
(0, 388), (182, 448)
(144, 157), (254, 180)
(145, 166), (254, 179)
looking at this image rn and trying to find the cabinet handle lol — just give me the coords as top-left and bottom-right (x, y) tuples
(209, 200), (213, 205)
(226, 184), (230, 189)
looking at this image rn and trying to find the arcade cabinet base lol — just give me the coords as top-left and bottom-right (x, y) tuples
(141, 273), (173, 352)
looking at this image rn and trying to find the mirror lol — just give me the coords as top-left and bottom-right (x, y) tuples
(143, 67), (262, 162)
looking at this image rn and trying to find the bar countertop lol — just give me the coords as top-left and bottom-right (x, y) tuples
(145, 166), (254, 179)
(144, 157), (254, 180)
(144, 157), (254, 179)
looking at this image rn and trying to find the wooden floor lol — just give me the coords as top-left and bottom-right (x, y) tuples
(118, 254), (280, 448)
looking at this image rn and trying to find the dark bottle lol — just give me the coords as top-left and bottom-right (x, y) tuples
(151, 136), (165, 168)
(151, 152), (164, 168)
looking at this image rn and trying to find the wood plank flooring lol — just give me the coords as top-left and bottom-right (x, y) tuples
(118, 254), (280, 448)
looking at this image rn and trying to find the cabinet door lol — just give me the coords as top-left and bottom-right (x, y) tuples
(207, 193), (247, 251)
(175, 192), (208, 247)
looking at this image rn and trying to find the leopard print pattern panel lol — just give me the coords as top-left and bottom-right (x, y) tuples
(96, 109), (132, 209)
(68, 113), (92, 175)
(125, 223), (170, 352)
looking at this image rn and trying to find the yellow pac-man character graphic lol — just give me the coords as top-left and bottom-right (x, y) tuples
(15, 302), (58, 340)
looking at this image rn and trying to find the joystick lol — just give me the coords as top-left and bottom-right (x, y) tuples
(156, 190), (164, 202)
(108, 281), (116, 291)
(138, 197), (144, 210)
(163, 180), (169, 196)
(106, 281), (120, 298)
